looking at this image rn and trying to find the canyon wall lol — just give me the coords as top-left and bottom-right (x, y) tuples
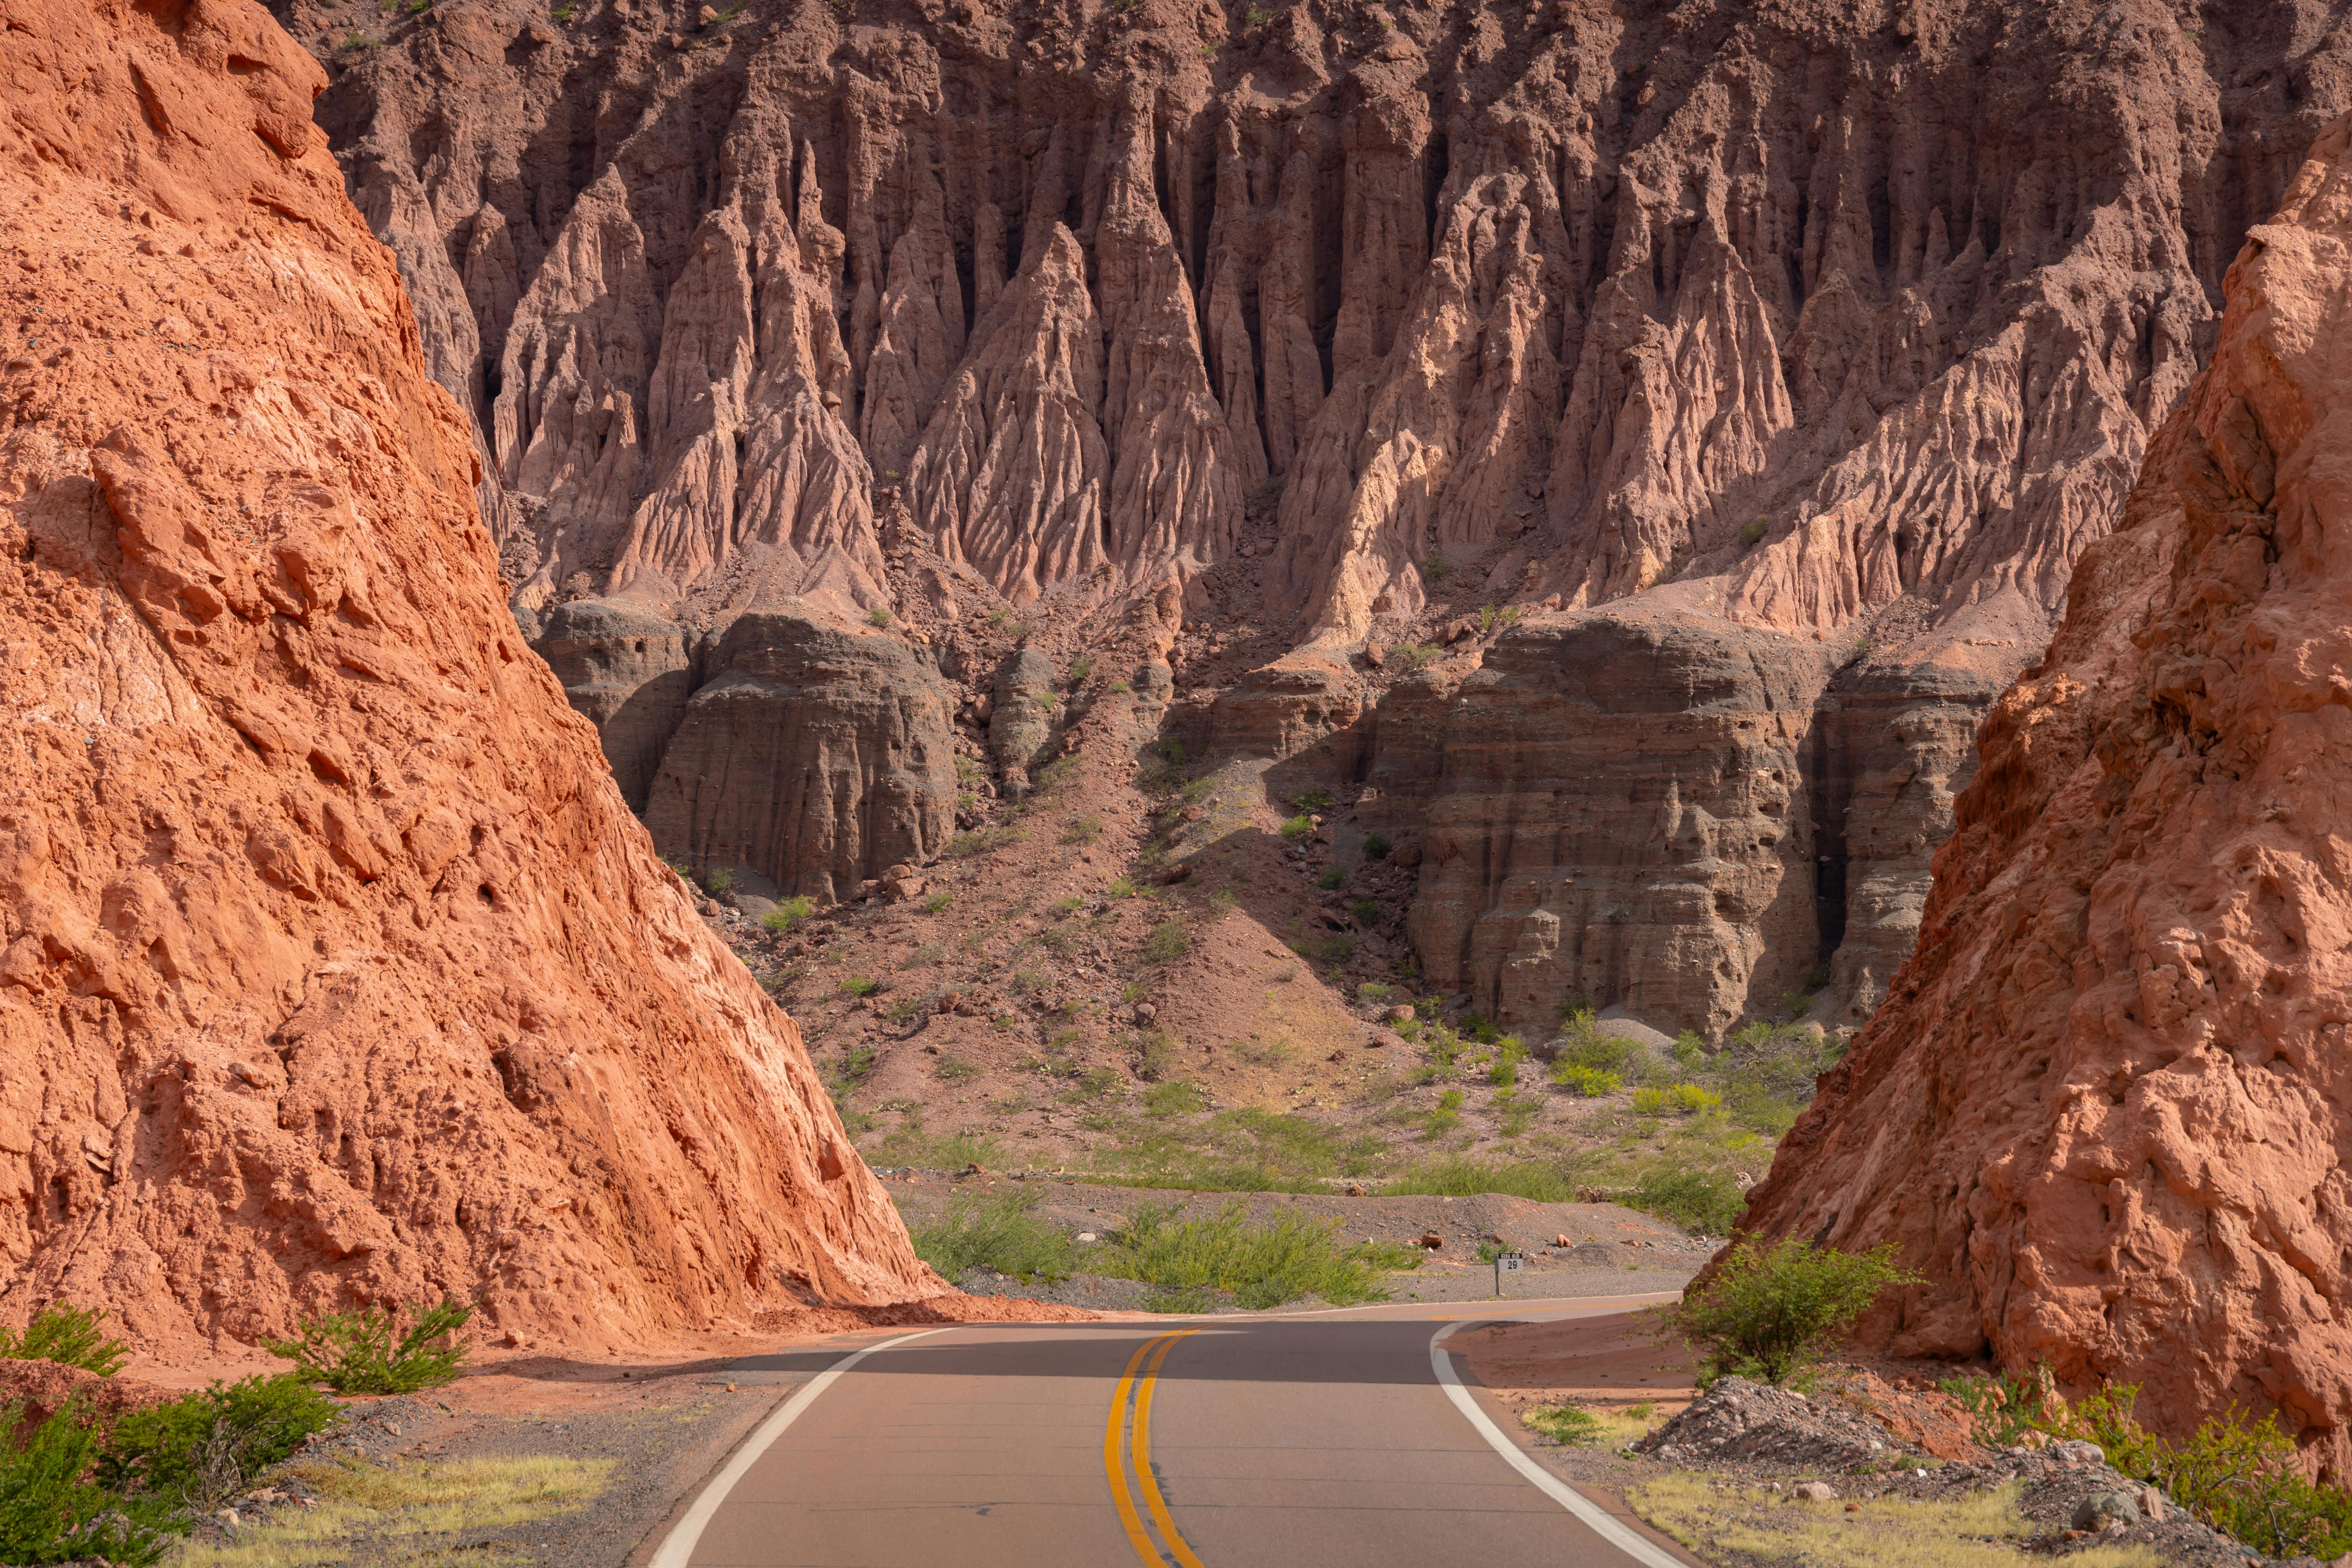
(0, 0), (932, 1357)
(275, 0), (2352, 1032)
(286, 0), (2352, 644)
(1743, 112), (2352, 1470)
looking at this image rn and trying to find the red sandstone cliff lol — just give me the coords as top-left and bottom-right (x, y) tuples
(1742, 111), (2352, 1468)
(0, 0), (934, 1356)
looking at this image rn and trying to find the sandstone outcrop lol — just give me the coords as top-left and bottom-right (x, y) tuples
(643, 606), (957, 901)
(0, 0), (932, 1356)
(534, 598), (696, 810)
(1742, 112), (2352, 1471)
(1403, 609), (1839, 1038)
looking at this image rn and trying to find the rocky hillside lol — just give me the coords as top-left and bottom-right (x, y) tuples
(0, 0), (933, 1358)
(1742, 110), (2352, 1474)
(266, 0), (2352, 1036)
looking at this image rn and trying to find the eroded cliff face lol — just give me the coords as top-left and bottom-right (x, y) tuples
(281, 0), (2351, 645)
(1742, 112), (2352, 1470)
(271, 0), (2352, 1037)
(0, 0), (932, 1356)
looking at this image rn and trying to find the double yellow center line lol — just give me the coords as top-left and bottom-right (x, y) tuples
(1104, 1329), (1206, 1568)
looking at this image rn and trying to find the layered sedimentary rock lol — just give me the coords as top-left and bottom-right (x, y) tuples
(284, 0), (2352, 646)
(1404, 610), (1838, 1037)
(1743, 114), (2352, 1470)
(0, 0), (931, 1355)
(643, 608), (956, 901)
(534, 599), (695, 809)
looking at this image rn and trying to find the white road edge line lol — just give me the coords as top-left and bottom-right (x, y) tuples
(1428, 1321), (1688, 1568)
(650, 1325), (955, 1568)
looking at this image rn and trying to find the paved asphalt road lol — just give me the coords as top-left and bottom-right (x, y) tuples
(650, 1298), (1699, 1568)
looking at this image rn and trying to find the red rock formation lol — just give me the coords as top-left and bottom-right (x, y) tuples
(1742, 112), (2352, 1466)
(288, 0), (2352, 644)
(0, 0), (933, 1357)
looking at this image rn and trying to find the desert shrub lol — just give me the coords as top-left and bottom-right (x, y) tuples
(865, 606), (892, 627)
(1317, 864), (1346, 889)
(1522, 1405), (1606, 1446)
(1663, 1237), (1918, 1385)
(1357, 982), (1392, 1005)
(945, 827), (1022, 858)
(0, 1306), (126, 1377)
(1097, 1203), (1392, 1309)
(1108, 875), (1138, 898)
(1391, 643), (1439, 671)
(98, 1374), (338, 1512)
(1363, 834), (1392, 858)
(1629, 1168), (1746, 1235)
(924, 892), (953, 914)
(263, 1299), (471, 1395)
(1422, 551), (1451, 582)
(1142, 920), (1189, 965)
(0, 1399), (170, 1566)
(1289, 788), (1333, 811)
(1385, 1157), (1569, 1202)
(1633, 1083), (1722, 1116)
(908, 1190), (1075, 1282)
(841, 975), (881, 997)
(1144, 1079), (1208, 1117)
(1062, 815), (1104, 845)
(933, 1054), (979, 1083)
(705, 867), (735, 894)
(759, 895), (816, 934)
(1067, 656), (1093, 685)
(1740, 518), (1769, 546)
(1554, 1064), (1622, 1098)
(1488, 1036), (1527, 1088)
(1550, 1009), (1642, 1075)
(1279, 814), (1314, 840)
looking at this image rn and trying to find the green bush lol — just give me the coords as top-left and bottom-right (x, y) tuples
(1553, 1064), (1622, 1097)
(1384, 1157), (1570, 1202)
(1142, 920), (1189, 965)
(1098, 1202), (1393, 1309)
(706, 866), (735, 894)
(1629, 1168), (1746, 1234)
(865, 606), (892, 627)
(1363, 834), (1392, 858)
(1062, 815), (1104, 845)
(841, 975), (881, 997)
(946, 827), (1022, 858)
(908, 1190), (1076, 1283)
(1488, 1036), (1526, 1088)
(1279, 814), (1314, 840)
(1740, 518), (1769, 546)
(760, 894), (817, 934)
(1632, 1083), (1722, 1116)
(1317, 864), (1346, 890)
(98, 1374), (338, 1511)
(0, 1305), (127, 1377)
(1522, 1405), (1606, 1445)
(263, 1298), (471, 1395)
(1289, 789), (1333, 811)
(924, 892), (953, 914)
(1067, 656), (1093, 685)
(0, 1398), (169, 1566)
(1662, 1237), (1918, 1385)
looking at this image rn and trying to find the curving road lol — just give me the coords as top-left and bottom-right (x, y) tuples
(649, 1298), (1699, 1568)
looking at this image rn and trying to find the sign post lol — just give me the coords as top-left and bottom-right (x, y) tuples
(1493, 1251), (1524, 1297)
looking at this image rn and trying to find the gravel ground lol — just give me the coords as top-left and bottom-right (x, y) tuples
(1526, 1369), (2287, 1568)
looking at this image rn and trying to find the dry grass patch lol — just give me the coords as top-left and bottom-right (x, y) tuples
(1628, 1476), (2161, 1568)
(174, 1453), (611, 1568)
